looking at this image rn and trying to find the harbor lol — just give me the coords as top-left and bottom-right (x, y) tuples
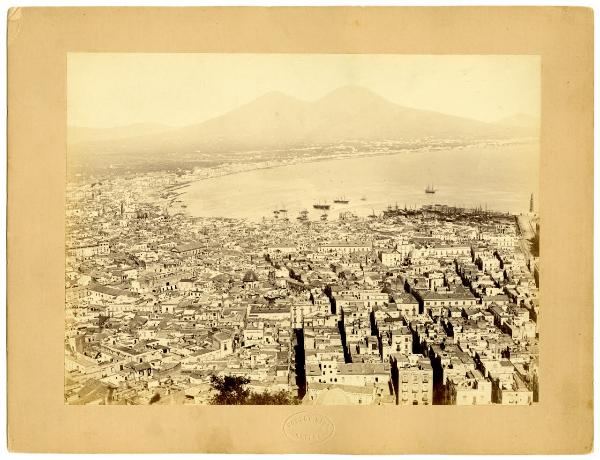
(181, 143), (539, 220)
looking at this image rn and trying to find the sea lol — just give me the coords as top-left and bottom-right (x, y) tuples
(180, 143), (539, 221)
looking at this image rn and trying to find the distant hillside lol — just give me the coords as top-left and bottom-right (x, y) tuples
(68, 86), (538, 158)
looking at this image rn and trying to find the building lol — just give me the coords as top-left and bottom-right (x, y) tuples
(391, 354), (433, 405)
(318, 242), (372, 255)
(491, 372), (533, 405)
(67, 241), (110, 259)
(172, 241), (206, 256)
(447, 370), (492, 405)
(413, 289), (478, 317)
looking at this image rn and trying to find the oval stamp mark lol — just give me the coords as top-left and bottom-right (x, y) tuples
(283, 411), (335, 444)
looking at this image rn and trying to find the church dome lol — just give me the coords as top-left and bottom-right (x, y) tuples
(313, 387), (354, 405)
(242, 270), (259, 283)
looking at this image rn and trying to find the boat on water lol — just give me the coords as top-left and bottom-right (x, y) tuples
(297, 210), (309, 221)
(425, 184), (437, 194)
(320, 213), (328, 221)
(333, 196), (350, 204)
(360, 196), (367, 201)
(313, 202), (331, 210)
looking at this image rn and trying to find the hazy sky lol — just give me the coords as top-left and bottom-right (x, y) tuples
(68, 53), (540, 128)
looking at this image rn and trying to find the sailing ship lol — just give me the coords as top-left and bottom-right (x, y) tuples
(333, 196), (350, 204)
(313, 202), (331, 210)
(425, 184), (437, 194)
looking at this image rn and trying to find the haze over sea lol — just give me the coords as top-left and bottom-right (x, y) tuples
(181, 143), (539, 221)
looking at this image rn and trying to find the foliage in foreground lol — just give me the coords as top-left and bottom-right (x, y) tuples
(209, 374), (300, 405)
(529, 231), (540, 257)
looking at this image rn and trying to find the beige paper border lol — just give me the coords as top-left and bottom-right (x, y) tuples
(7, 7), (594, 454)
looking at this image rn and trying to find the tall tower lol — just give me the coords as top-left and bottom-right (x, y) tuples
(530, 193), (534, 213)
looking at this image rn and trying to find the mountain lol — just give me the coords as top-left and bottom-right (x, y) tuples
(305, 86), (527, 143)
(68, 86), (537, 157)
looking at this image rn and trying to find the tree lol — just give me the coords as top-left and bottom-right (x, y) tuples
(209, 375), (250, 405)
(529, 231), (540, 257)
(209, 375), (300, 405)
(245, 390), (300, 405)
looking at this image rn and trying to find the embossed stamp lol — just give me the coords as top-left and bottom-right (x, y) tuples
(283, 412), (335, 444)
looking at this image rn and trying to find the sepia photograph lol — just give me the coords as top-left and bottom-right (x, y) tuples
(7, 5), (595, 454)
(64, 53), (541, 406)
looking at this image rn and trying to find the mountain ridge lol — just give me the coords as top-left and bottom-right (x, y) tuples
(68, 86), (538, 157)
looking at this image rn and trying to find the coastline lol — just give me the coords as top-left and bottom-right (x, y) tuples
(167, 138), (538, 220)
(169, 138), (538, 219)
